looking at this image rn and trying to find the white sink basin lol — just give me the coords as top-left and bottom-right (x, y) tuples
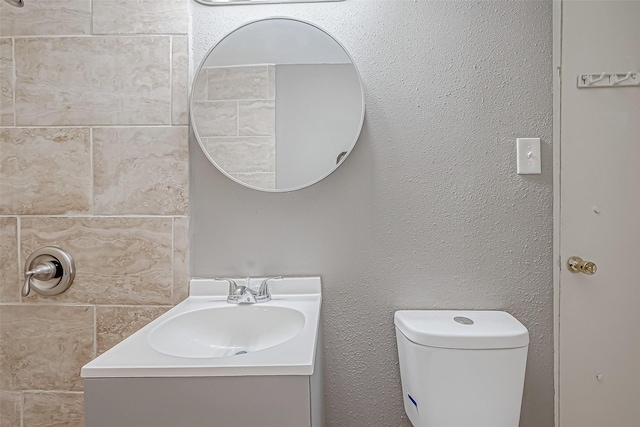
(80, 277), (322, 378)
(147, 305), (305, 358)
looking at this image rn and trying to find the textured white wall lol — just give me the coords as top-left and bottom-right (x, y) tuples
(190, 1), (554, 426)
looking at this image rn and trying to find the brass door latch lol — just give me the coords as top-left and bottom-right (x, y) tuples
(567, 256), (597, 275)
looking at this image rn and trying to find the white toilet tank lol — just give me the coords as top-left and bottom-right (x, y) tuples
(394, 310), (529, 427)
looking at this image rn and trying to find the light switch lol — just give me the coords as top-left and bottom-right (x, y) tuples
(516, 138), (541, 174)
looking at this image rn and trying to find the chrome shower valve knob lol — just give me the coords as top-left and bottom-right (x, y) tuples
(22, 246), (75, 297)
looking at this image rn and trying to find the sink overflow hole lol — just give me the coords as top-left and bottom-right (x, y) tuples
(235, 350), (248, 355)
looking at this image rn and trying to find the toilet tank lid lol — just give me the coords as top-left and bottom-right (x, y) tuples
(394, 310), (529, 350)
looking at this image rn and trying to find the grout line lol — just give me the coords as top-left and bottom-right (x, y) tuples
(20, 390), (84, 395)
(204, 64), (276, 70)
(10, 214), (186, 219)
(0, 302), (173, 308)
(89, 127), (94, 215)
(93, 305), (97, 358)
(0, 126), (92, 129)
(171, 217), (175, 304)
(95, 304), (174, 308)
(16, 216), (22, 303)
(203, 66), (207, 101)
(0, 302), (95, 308)
(12, 36), (16, 126)
(19, 391), (24, 427)
(0, 125), (186, 129)
(89, 0), (93, 36)
(170, 36), (174, 126)
(9, 35), (176, 40)
(196, 97), (276, 103)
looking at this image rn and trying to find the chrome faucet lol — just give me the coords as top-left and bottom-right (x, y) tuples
(255, 276), (283, 303)
(217, 276), (283, 304)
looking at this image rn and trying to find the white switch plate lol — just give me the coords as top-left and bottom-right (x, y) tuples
(516, 138), (541, 174)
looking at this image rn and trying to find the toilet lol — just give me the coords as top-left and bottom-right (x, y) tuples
(394, 310), (529, 427)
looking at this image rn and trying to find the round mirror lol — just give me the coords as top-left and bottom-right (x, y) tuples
(190, 18), (365, 192)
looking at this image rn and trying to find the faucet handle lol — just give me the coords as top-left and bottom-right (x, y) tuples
(21, 261), (58, 297)
(215, 278), (238, 295)
(258, 276), (284, 297)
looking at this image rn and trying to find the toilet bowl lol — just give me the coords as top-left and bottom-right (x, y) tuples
(394, 310), (529, 427)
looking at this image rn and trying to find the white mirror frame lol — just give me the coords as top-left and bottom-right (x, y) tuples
(190, 17), (365, 192)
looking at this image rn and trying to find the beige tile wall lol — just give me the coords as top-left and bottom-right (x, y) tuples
(194, 65), (276, 188)
(0, 1), (189, 424)
(0, 39), (14, 126)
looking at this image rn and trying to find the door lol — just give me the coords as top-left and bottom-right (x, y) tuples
(558, 1), (640, 426)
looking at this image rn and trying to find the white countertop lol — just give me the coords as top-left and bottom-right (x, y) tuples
(81, 277), (322, 378)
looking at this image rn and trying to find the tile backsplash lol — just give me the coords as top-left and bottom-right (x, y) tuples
(0, 1), (189, 425)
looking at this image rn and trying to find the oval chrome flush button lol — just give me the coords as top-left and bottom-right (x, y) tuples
(454, 316), (474, 325)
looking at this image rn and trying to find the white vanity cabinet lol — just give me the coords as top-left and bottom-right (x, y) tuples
(82, 277), (324, 427)
(85, 367), (323, 426)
